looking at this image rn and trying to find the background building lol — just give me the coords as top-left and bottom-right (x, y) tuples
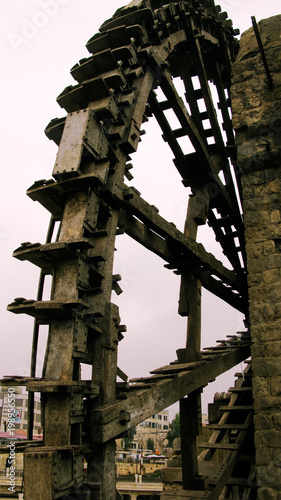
(0, 386), (41, 435)
(136, 410), (169, 454)
(117, 410), (170, 456)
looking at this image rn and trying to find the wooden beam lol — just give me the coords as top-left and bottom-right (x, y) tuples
(118, 208), (175, 261)
(108, 182), (241, 291)
(148, 91), (191, 180)
(89, 343), (251, 443)
(117, 214), (246, 313)
(185, 16), (226, 159)
(147, 62), (244, 238)
(180, 392), (202, 489)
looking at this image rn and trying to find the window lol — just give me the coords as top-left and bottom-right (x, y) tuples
(163, 425), (168, 430)
(164, 415), (168, 421)
(158, 415), (162, 420)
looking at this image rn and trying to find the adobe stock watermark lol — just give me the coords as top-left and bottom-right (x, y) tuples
(7, 0), (72, 54)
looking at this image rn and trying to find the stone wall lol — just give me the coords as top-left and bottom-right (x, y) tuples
(117, 461), (165, 476)
(231, 15), (281, 500)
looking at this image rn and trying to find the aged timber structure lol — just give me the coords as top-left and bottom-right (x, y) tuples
(1, 0), (281, 498)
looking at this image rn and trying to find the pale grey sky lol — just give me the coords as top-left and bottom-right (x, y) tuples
(1, 0), (280, 418)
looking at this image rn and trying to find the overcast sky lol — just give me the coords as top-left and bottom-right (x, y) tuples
(1, 0), (280, 419)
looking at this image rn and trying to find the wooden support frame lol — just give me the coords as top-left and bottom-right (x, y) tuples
(2, 2), (252, 499)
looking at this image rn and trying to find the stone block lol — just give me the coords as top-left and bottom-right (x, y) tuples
(254, 395), (281, 413)
(245, 225), (281, 242)
(252, 376), (269, 396)
(268, 285), (281, 303)
(254, 413), (274, 430)
(273, 451), (281, 468)
(244, 210), (270, 228)
(274, 302), (281, 318)
(263, 269), (280, 284)
(255, 430), (281, 449)
(270, 210), (281, 223)
(253, 358), (281, 378)
(257, 464), (281, 488)
(270, 379), (281, 396)
(251, 322), (281, 342)
(247, 272), (263, 287)
(272, 414), (281, 429)
(247, 240), (276, 259)
(257, 487), (277, 500)
(255, 447), (273, 466)
(264, 179), (281, 196)
(252, 341), (281, 358)
(250, 302), (275, 324)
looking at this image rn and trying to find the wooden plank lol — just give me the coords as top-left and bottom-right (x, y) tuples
(185, 17), (226, 158)
(148, 91), (190, 179)
(208, 209), (245, 276)
(227, 478), (256, 487)
(208, 424), (249, 431)
(161, 490), (208, 498)
(229, 387), (252, 393)
(199, 272), (247, 314)
(199, 442), (239, 450)
(129, 373), (177, 383)
(180, 392), (201, 488)
(154, 63), (244, 243)
(117, 210), (246, 312)
(179, 189), (206, 367)
(151, 361), (203, 374)
(89, 343), (251, 442)
(118, 208), (176, 262)
(110, 182), (242, 291)
(178, 56), (208, 142)
(157, 66), (218, 174)
(219, 406), (254, 412)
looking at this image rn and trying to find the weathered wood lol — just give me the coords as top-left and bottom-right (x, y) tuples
(199, 442), (239, 450)
(184, 16), (226, 158)
(219, 406), (254, 412)
(5, 3), (253, 499)
(180, 392), (202, 488)
(89, 343), (250, 442)
(208, 424), (249, 430)
(117, 208), (246, 312)
(161, 490), (208, 498)
(110, 183), (243, 290)
(148, 90), (191, 179)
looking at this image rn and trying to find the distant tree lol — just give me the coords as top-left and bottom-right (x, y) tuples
(124, 426), (136, 450)
(166, 413), (180, 447)
(147, 438), (154, 451)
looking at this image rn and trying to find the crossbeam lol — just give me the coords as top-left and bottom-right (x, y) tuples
(103, 182), (248, 312)
(89, 342), (250, 443)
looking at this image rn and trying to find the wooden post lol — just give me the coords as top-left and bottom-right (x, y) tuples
(179, 187), (210, 489)
(180, 392), (202, 488)
(178, 187), (210, 360)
